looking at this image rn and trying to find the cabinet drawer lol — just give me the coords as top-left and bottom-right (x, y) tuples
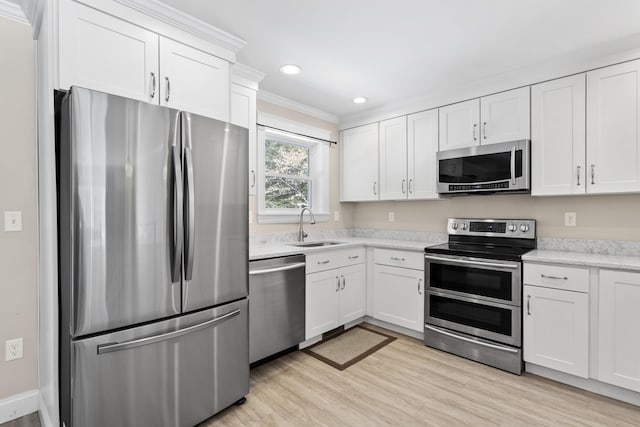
(374, 248), (423, 270)
(524, 263), (589, 293)
(306, 247), (365, 273)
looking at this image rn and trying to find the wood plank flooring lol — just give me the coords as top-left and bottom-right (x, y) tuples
(203, 324), (640, 426)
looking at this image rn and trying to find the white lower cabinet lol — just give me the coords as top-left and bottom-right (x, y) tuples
(305, 248), (366, 339)
(598, 269), (640, 392)
(523, 284), (589, 378)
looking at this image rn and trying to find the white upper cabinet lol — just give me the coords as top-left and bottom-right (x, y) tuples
(340, 123), (379, 201)
(407, 109), (439, 200)
(379, 117), (408, 200)
(230, 83), (258, 195)
(439, 99), (480, 150)
(438, 87), (530, 151)
(59, 1), (159, 103)
(159, 38), (230, 121)
(480, 87), (530, 145)
(587, 59), (640, 194)
(531, 74), (586, 196)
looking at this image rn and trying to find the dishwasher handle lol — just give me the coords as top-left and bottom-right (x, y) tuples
(249, 262), (306, 276)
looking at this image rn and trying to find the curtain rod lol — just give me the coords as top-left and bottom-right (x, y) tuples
(258, 124), (338, 145)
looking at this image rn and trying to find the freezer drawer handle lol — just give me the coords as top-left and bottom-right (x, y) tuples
(249, 262), (306, 276)
(97, 309), (241, 355)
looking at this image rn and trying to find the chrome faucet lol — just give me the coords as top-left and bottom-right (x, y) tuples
(298, 207), (316, 242)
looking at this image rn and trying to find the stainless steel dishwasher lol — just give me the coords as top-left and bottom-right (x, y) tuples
(249, 255), (306, 363)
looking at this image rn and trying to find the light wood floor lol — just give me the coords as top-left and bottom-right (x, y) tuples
(203, 324), (640, 426)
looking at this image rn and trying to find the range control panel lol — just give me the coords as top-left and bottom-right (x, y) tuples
(447, 218), (536, 239)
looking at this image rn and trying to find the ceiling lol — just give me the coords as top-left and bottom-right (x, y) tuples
(140, 2), (640, 119)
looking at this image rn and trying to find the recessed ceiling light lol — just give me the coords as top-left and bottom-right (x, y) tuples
(353, 97), (368, 104)
(280, 64), (302, 75)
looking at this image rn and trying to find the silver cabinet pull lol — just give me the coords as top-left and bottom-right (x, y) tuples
(390, 256), (405, 261)
(576, 165), (581, 186)
(341, 275), (345, 290)
(472, 123), (478, 141)
(402, 179), (406, 194)
(527, 295), (531, 315)
(418, 278), (422, 295)
(336, 276), (340, 292)
(590, 164), (595, 185)
(408, 179), (413, 194)
(317, 260), (330, 265)
(348, 255), (359, 260)
(373, 181), (377, 195)
(165, 77), (171, 102)
(250, 170), (256, 188)
(482, 122), (488, 139)
(541, 274), (568, 280)
(150, 72), (156, 99)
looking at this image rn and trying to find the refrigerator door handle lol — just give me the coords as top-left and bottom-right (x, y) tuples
(97, 308), (240, 354)
(170, 143), (184, 283)
(184, 147), (195, 281)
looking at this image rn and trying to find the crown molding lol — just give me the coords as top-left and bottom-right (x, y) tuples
(0, 0), (28, 24)
(258, 90), (339, 124)
(231, 63), (266, 90)
(112, 0), (246, 53)
(19, 0), (44, 38)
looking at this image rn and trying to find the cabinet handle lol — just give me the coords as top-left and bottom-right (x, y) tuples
(317, 260), (330, 265)
(250, 170), (256, 188)
(576, 165), (581, 186)
(590, 164), (595, 185)
(482, 122), (488, 140)
(336, 276), (340, 292)
(373, 181), (377, 195)
(527, 295), (531, 315)
(348, 255), (359, 260)
(402, 179), (406, 194)
(165, 77), (171, 102)
(408, 179), (413, 194)
(418, 278), (422, 295)
(390, 256), (405, 262)
(341, 275), (345, 290)
(150, 72), (156, 99)
(472, 123), (478, 141)
(540, 274), (568, 280)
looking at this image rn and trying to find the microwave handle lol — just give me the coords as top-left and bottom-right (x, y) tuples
(510, 146), (516, 185)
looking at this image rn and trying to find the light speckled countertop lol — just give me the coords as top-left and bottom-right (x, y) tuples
(523, 250), (640, 272)
(250, 237), (444, 261)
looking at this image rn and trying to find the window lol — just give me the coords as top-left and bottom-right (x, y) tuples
(257, 127), (329, 223)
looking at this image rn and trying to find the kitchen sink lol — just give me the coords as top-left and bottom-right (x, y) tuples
(289, 241), (346, 247)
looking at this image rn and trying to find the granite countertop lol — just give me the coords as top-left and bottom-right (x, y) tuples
(523, 249), (640, 272)
(250, 237), (444, 261)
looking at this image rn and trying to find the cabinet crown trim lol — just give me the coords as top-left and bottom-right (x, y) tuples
(0, 0), (29, 25)
(112, 0), (246, 53)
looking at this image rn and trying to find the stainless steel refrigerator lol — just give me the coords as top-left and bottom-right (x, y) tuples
(57, 87), (249, 427)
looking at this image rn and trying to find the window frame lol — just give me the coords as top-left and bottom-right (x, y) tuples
(257, 126), (329, 224)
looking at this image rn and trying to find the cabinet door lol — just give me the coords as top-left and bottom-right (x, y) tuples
(531, 75), (586, 196)
(587, 60), (640, 194)
(230, 84), (257, 195)
(305, 270), (341, 339)
(339, 264), (366, 325)
(58, 1), (159, 103)
(159, 38), (230, 121)
(407, 109), (439, 200)
(480, 87), (530, 145)
(373, 265), (424, 332)
(379, 117), (408, 200)
(340, 123), (379, 201)
(439, 99), (480, 150)
(598, 270), (640, 392)
(523, 285), (589, 378)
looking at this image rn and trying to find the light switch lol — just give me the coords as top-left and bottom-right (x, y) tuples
(4, 211), (22, 232)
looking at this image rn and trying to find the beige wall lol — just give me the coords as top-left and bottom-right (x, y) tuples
(0, 17), (37, 399)
(349, 194), (640, 241)
(250, 100), (354, 235)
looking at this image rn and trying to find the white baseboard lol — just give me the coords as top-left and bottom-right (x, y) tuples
(38, 392), (55, 427)
(0, 389), (39, 424)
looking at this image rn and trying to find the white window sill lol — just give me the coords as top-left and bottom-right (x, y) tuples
(257, 213), (330, 224)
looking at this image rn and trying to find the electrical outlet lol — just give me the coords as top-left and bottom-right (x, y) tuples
(565, 212), (577, 227)
(334, 211), (340, 222)
(5, 338), (23, 361)
(4, 211), (22, 232)
(388, 212), (395, 223)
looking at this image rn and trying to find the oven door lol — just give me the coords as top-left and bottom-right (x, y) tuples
(425, 290), (521, 347)
(425, 254), (521, 306)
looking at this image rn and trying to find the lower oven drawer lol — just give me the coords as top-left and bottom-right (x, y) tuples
(425, 290), (521, 347)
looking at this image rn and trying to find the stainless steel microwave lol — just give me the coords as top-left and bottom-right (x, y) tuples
(436, 140), (530, 195)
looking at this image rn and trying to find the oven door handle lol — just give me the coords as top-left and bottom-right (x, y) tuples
(510, 145), (516, 185)
(424, 324), (519, 354)
(424, 255), (519, 270)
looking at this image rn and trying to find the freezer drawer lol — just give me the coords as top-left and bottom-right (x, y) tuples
(68, 300), (248, 427)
